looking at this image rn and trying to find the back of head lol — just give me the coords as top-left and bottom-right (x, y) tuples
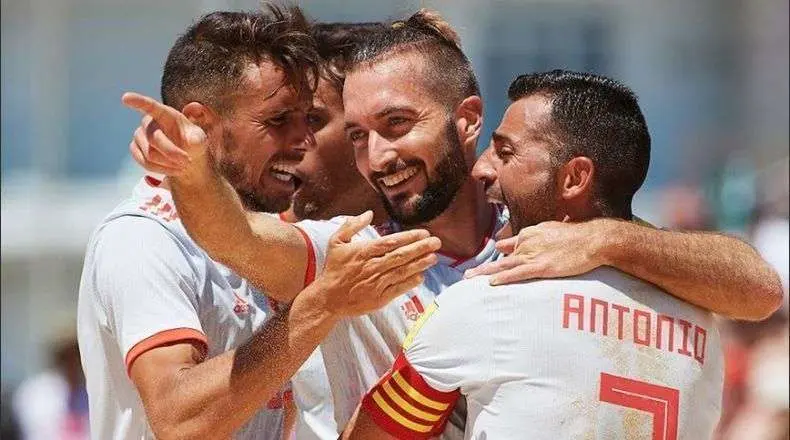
(508, 70), (651, 218)
(311, 22), (387, 93)
(349, 9), (479, 109)
(161, 5), (319, 114)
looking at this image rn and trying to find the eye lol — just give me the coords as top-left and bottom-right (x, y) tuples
(347, 129), (367, 146)
(495, 147), (514, 162)
(306, 112), (326, 131)
(388, 116), (408, 126)
(265, 113), (289, 127)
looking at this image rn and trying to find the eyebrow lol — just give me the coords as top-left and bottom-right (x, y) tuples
(258, 107), (294, 120)
(492, 131), (517, 145)
(375, 105), (416, 119)
(344, 105), (417, 131)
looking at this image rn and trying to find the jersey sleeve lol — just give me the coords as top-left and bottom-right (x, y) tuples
(90, 216), (208, 375)
(360, 280), (493, 438)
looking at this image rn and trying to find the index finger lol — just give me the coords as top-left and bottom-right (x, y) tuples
(361, 229), (433, 258)
(122, 92), (178, 122)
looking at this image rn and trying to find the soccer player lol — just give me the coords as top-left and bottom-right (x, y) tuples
(78, 9), (440, 440)
(345, 71), (725, 439)
(125, 8), (782, 437)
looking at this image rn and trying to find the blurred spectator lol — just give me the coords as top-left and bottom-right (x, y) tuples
(12, 331), (89, 440)
(660, 184), (715, 230)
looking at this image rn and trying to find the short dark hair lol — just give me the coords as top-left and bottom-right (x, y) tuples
(508, 70), (651, 218)
(349, 9), (480, 109)
(311, 22), (388, 93)
(161, 5), (319, 114)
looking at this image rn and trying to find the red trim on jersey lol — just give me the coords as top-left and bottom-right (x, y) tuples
(125, 328), (208, 377)
(291, 225), (317, 287)
(439, 206), (498, 267)
(361, 351), (459, 439)
(145, 175), (162, 187)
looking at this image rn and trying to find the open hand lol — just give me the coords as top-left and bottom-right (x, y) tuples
(317, 211), (441, 317)
(464, 219), (605, 286)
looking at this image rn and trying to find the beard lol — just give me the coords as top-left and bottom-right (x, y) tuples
(503, 175), (558, 233)
(380, 120), (469, 227)
(215, 127), (291, 213)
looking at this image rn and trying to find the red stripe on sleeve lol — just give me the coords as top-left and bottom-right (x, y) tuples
(125, 327), (208, 376)
(291, 225), (317, 287)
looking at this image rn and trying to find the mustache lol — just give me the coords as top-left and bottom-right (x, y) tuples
(369, 159), (422, 182)
(269, 151), (305, 164)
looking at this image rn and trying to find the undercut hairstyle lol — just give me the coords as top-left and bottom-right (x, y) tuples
(311, 22), (388, 94)
(161, 5), (319, 115)
(349, 9), (480, 109)
(508, 70), (651, 218)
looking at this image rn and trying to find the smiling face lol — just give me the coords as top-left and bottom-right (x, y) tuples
(343, 52), (468, 227)
(473, 94), (560, 232)
(211, 61), (312, 213)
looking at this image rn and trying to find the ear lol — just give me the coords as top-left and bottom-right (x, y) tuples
(558, 156), (595, 201)
(181, 102), (219, 132)
(455, 95), (483, 145)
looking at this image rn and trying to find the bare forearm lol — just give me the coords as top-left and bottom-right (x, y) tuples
(600, 219), (783, 320)
(151, 283), (338, 439)
(169, 157), (306, 301)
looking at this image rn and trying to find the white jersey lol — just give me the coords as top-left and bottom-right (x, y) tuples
(294, 207), (508, 436)
(77, 177), (306, 440)
(361, 268), (723, 439)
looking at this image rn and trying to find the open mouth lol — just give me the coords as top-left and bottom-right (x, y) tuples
(378, 166), (420, 189)
(270, 163), (302, 190)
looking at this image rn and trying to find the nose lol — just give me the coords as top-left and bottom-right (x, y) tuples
(472, 147), (497, 184)
(367, 131), (398, 173)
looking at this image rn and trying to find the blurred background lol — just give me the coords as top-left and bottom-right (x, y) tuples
(1, 0), (787, 438)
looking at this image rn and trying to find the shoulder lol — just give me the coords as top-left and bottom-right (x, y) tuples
(93, 214), (183, 251)
(88, 214), (199, 279)
(435, 276), (493, 311)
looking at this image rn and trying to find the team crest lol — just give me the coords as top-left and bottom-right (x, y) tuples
(401, 295), (425, 321)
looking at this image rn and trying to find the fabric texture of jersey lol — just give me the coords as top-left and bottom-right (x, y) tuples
(77, 177), (294, 440)
(370, 268), (723, 439)
(294, 206), (508, 438)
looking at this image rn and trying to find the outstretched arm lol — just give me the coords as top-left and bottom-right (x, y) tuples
(466, 219), (783, 321)
(123, 92), (310, 302)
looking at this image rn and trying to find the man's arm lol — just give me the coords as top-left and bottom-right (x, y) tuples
(123, 92), (311, 302)
(466, 219), (783, 321)
(107, 213), (439, 440)
(130, 279), (339, 440)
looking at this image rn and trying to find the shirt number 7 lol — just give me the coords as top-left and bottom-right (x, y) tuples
(599, 372), (680, 440)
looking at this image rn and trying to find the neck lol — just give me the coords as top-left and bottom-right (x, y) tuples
(419, 176), (493, 259)
(560, 199), (631, 222)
